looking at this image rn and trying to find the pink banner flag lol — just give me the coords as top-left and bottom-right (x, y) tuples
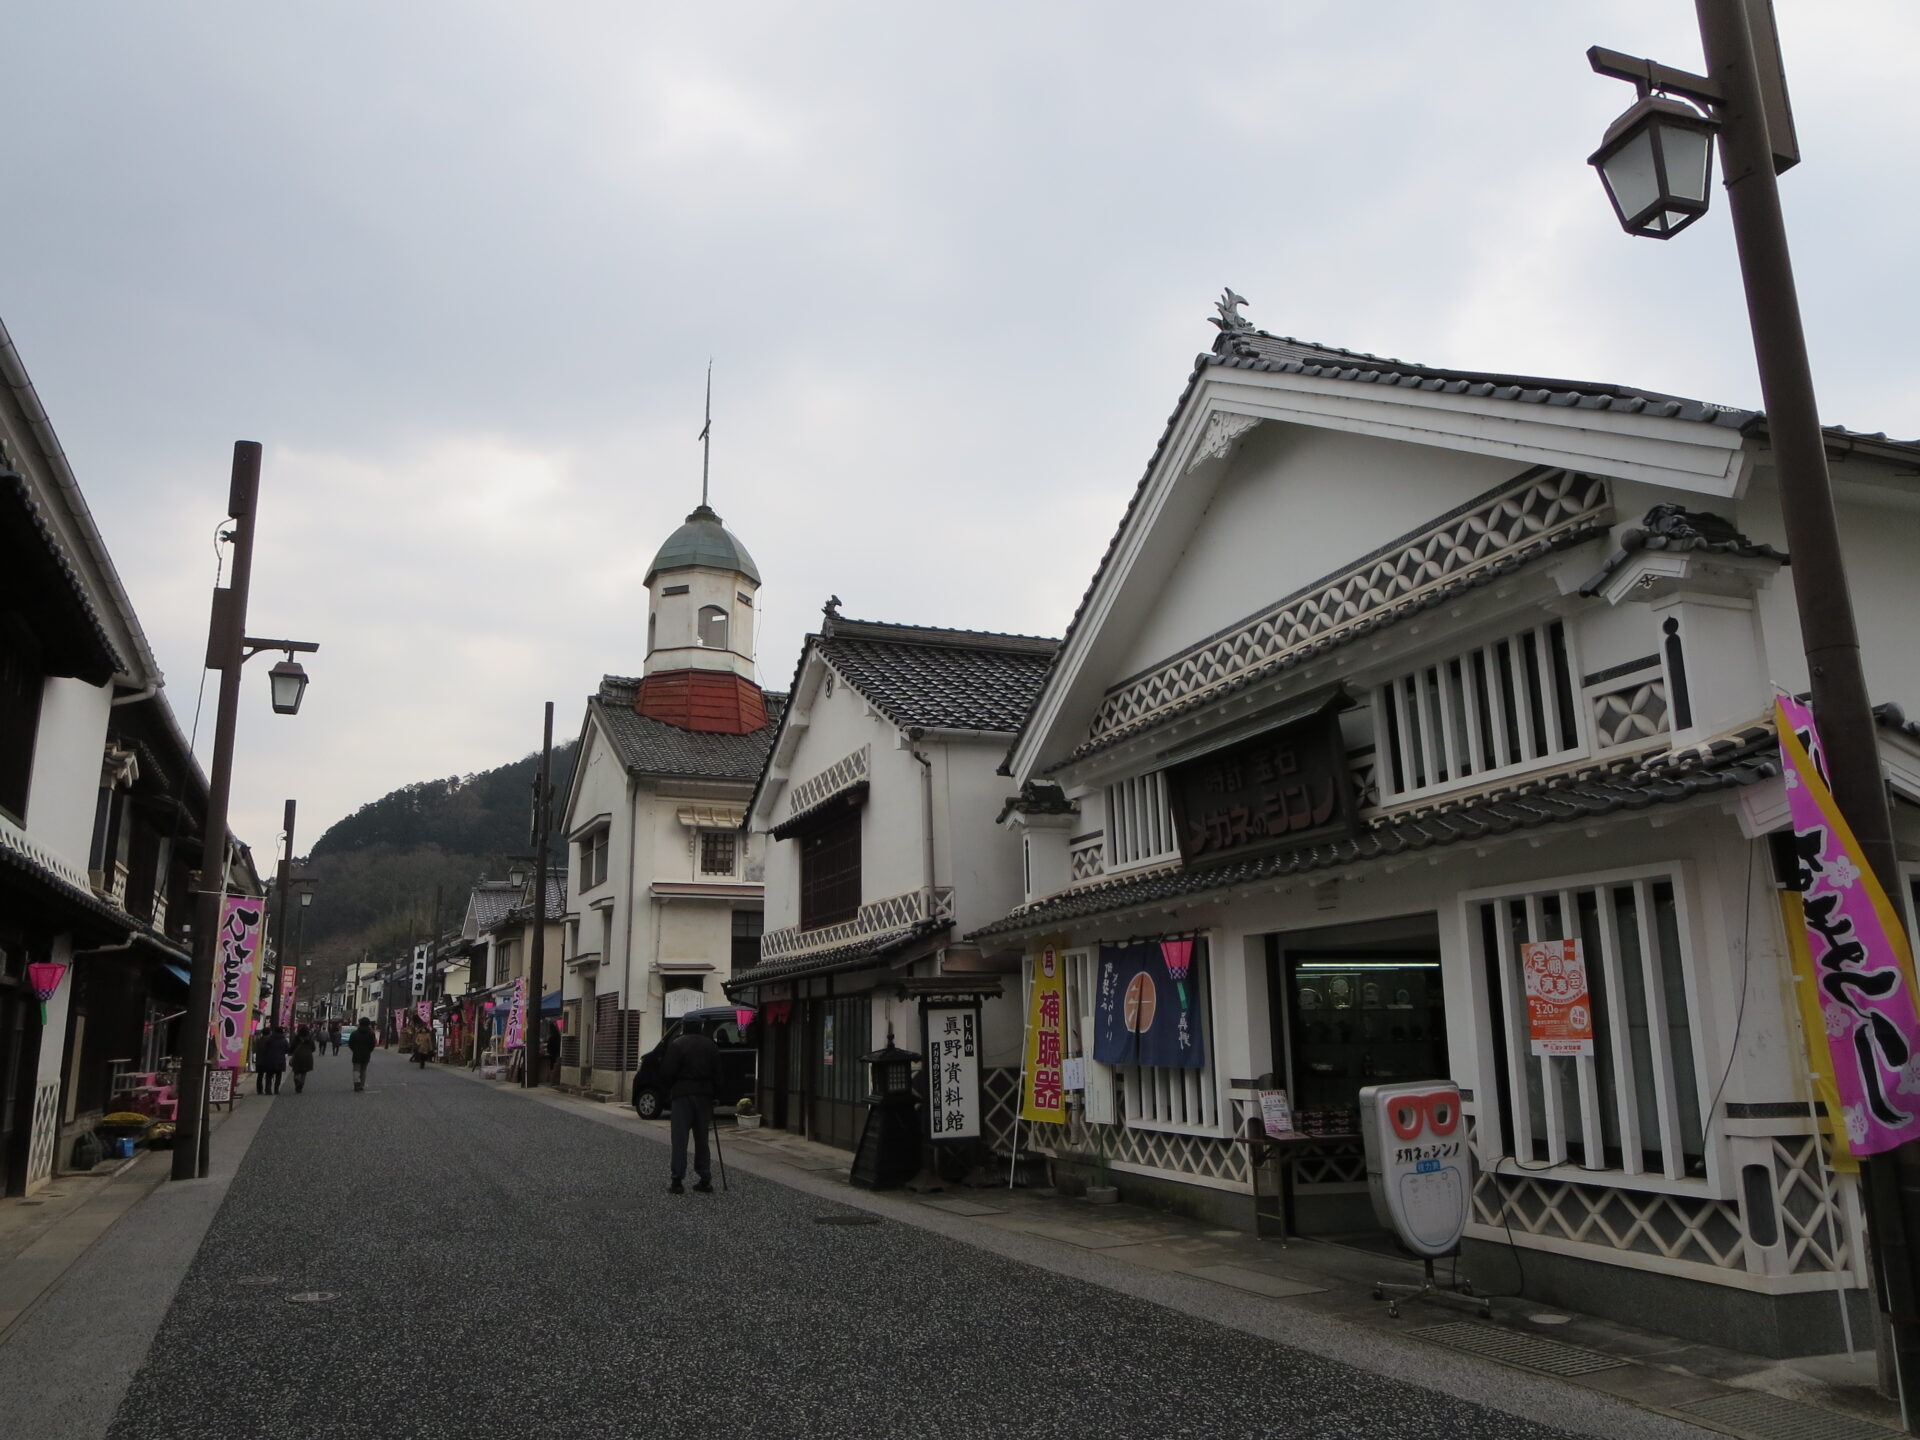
(504, 977), (527, 1050)
(417, 999), (430, 1026)
(1776, 696), (1920, 1154)
(277, 965), (298, 1029)
(210, 895), (266, 1067)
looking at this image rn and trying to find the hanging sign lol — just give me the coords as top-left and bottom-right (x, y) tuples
(924, 1005), (981, 1140)
(1020, 946), (1067, 1123)
(1776, 696), (1920, 1155)
(1521, 938), (1595, 1057)
(504, 977), (528, 1050)
(276, 965), (298, 1030)
(1092, 941), (1206, 1069)
(210, 895), (265, 1068)
(1361, 1080), (1469, 1258)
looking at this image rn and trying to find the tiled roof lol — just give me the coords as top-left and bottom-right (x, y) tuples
(1578, 503), (1788, 598)
(0, 469), (124, 684)
(1001, 310), (1920, 775)
(726, 919), (949, 989)
(467, 882), (520, 931)
(972, 725), (1779, 940)
(592, 676), (785, 780)
(0, 824), (135, 942)
(505, 873), (569, 925)
(819, 616), (1058, 735)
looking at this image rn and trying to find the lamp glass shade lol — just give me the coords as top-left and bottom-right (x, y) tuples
(267, 659), (309, 715)
(300, 891), (314, 908)
(1589, 94), (1718, 240)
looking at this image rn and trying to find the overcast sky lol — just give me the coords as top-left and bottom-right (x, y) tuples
(7, 2), (1918, 857)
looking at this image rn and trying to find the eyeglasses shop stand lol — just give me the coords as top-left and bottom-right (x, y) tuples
(1372, 1254), (1493, 1321)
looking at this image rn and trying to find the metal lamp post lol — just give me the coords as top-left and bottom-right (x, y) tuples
(1586, 2), (1920, 1418)
(171, 443), (320, 1183)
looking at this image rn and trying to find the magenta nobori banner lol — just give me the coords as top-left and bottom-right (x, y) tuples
(416, 999), (430, 1026)
(210, 894), (266, 1068)
(504, 977), (527, 1050)
(277, 965), (298, 1030)
(1777, 697), (1920, 1154)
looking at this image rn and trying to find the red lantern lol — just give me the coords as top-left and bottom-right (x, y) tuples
(26, 961), (67, 1024)
(734, 1007), (755, 1031)
(1160, 940), (1194, 1009)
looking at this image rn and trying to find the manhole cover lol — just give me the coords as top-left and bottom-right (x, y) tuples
(286, 1291), (339, 1303)
(236, 1276), (281, 1286)
(1410, 1321), (1628, 1376)
(813, 1215), (881, 1227)
(1675, 1390), (1899, 1440)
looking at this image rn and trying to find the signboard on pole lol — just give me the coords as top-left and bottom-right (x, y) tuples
(504, 977), (527, 1050)
(1522, 938), (1595, 1057)
(1777, 696), (1920, 1155)
(276, 965), (298, 1030)
(924, 1004), (980, 1140)
(210, 894), (265, 1068)
(1020, 946), (1066, 1123)
(1361, 1080), (1469, 1258)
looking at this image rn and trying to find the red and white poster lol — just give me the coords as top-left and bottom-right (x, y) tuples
(277, 965), (298, 1029)
(1522, 938), (1594, 1057)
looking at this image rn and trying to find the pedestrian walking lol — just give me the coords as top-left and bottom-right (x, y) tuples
(256, 1025), (290, 1095)
(411, 1022), (436, 1068)
(327, 1017), (342, 1055)
(543, 1019), (561, 1081)
(348, 1016), (377, 1091)
(658, 1017), (720, 1195)
(290, 1025), (316, 1093)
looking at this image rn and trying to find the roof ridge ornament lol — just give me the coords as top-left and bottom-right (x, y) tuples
(1209, 287), (1254, 336)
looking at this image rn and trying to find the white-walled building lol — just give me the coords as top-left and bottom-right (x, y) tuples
(555, 505), (780, 1101)
(976, 295), (1920, 1357)
(732, 609), (1056, 1153)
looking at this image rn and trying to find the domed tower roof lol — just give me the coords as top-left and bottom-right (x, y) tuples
(645, 505), (760, 586)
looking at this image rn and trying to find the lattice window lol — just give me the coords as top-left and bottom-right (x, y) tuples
(1467, 867), (1707, 1183)
(1104, 772), (1176, 872)
(1120, 951), (1221, 1135)
(1375, 619), (1582, 804)
(701, 830), (737, 876)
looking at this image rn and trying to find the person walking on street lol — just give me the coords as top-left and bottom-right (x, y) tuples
(290, 1025), (316, 1093)
(411, 1022), (436, 1068)
(659, 1018), (720, 1194)
(327, 1017), (342, 1056)
(257, 1025), (290, 1095)
(348, 1016), (377, 1091)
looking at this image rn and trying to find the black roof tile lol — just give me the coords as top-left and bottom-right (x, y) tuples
(590, 676), (785, 781)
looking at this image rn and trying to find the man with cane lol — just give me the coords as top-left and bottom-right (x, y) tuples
(658, 1016), (721, 1195)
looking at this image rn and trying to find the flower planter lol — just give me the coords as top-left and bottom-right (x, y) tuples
(1086, 1184), (1120, 1206)
(735, 1115), (762, 1130)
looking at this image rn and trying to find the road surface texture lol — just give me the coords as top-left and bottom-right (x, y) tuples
(92, 1053), (1711, 1440)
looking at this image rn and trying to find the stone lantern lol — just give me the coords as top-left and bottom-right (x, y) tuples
(850, 1032), (920, 1190)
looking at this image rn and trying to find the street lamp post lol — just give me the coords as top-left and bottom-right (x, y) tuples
(1587, 2), (1920, 1417)
(523, 702), (555, 1090)
(272, 799), (297, 1028)
(172, 443), (320, 1183)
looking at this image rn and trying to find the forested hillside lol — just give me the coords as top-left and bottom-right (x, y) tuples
(293, 741), (577, 994)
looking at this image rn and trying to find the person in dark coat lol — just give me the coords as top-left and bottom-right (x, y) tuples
(256, 1025), (290, 1094)
(326, 1018), (342, 1055)
(289, 1026), (316, 1092)
(658, 1020), (720, 1194)
(347, 1017), (378, 1091)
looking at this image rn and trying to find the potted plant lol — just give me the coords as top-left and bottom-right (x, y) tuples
(734, 1096), (762, 1130)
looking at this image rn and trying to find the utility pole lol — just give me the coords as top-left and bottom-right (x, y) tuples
(524, 702), (554, 1088)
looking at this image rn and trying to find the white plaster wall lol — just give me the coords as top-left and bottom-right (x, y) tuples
(1115, 425), (1517, 683)
(25, 677), (110, 868)
(646, 565), (757, 678)
(928, 736), (1026, 937)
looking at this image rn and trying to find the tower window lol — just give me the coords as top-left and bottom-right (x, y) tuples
(698, 606), (729, 650)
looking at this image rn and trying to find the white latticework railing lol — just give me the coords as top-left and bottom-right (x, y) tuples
(786, 745), (870, 818)
(1085, 469), (1611, 745)
(1013, 1086), (1252, 1188)
(759, 887), (954, 962)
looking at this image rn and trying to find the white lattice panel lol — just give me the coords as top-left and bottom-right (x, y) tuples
(1069, 842), (1104, 882)
(1592, 681), (1669, 747)
(28, 1082), (58, 1186)
(759, 887), (954, 961)
(1087, 470), (1611, 744)
(786, 745), (870, 817)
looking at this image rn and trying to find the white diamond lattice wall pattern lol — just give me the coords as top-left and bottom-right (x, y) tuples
(1069, 839), (1105, 883)
(786, 745), (870, 817)
(1085, 470), (1612, 747)
(759, 887), (955, 961)
(28, 1082), (58, 1187)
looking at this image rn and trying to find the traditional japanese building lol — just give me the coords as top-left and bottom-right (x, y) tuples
(554, 503), (781, 1103)
(974, 291), (1920, 1357)
(730, 607), (1056, 1154)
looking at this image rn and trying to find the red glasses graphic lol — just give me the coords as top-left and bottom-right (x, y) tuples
(1387, 1090), (1460, 1140)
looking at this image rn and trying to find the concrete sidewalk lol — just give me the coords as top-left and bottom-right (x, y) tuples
(456, 1066), (1894, 1440)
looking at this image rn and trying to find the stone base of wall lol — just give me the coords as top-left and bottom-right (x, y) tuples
(1459, 1236), (1872, 1359)
(1046, 1155), (1253, 1231)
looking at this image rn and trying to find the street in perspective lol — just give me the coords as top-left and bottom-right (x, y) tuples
(4, 4), (1920, 1438)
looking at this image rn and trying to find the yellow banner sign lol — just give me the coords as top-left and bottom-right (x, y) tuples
(1020, 945), (1067, 1124)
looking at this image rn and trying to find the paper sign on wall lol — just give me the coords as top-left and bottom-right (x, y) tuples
(1522, 938), (1595, 1057)
(1258, 1089), (1302, 1140)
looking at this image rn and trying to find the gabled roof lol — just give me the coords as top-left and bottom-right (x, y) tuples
(1002, 304), (1920, 777)
(504, 873), (569, 926)
(817, 615), (1058, 734)
(465, 881), (520, 932)
(591, 676), (785, 781)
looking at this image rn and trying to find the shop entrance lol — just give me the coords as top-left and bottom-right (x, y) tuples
(1265, 913), (1446, 1240)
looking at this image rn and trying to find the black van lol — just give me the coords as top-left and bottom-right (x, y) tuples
(630, 1006), (757, 1119)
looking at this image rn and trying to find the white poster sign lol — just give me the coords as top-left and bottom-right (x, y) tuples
(924, 1005), (981, 1140)
(1360, 1079), (1469, 1259)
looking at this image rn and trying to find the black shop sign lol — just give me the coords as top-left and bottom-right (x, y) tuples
(1168, 707), (1355, 865)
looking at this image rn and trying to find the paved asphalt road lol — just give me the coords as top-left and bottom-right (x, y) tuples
(101, 1053), (1687, 1440)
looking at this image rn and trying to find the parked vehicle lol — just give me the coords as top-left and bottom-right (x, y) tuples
(630, 1007), (756, 1120)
